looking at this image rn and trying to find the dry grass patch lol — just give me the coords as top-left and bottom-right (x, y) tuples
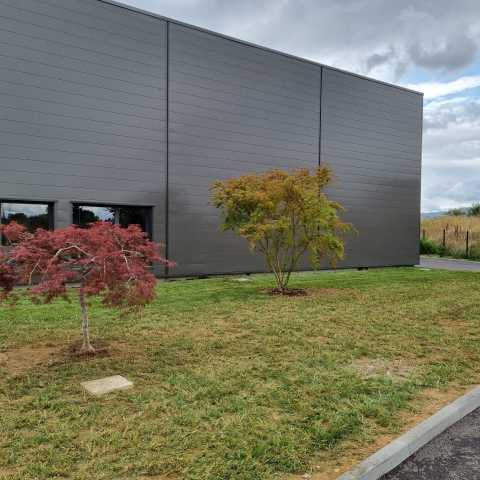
(351, 357), (417, 381)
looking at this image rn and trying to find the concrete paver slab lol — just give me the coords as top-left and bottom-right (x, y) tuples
(81, 375), (133, 396)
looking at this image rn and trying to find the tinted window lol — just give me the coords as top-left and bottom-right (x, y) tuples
(119, 206), (150, 233)
(1, 202), (52, 245)
(73, 204), (152, 237)
(73, 205), (115, 227)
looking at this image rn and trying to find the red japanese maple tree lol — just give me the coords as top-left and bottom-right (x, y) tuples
(0, 221), (173, 353)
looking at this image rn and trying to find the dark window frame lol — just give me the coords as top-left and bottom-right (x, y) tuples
(72, 203), (153, 239)
(0, 200), (54, 245)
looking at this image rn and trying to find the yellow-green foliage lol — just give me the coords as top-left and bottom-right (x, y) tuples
(211, 167), (352, 291)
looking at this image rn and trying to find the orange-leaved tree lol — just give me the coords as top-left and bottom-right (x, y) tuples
(211, 167), (352, 293)
(0, 221), (173, 353)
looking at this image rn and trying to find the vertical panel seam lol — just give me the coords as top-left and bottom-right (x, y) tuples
(319, 66), (323, 166)
(165, 21), (170, 276)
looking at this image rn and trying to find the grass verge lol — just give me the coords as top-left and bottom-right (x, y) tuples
(1, 267), (480, 479)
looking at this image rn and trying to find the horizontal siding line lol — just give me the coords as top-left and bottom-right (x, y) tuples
(170, 99), (316, 134)
(169, 120), (316, 148)
(322, 143), (420, 164)
(0, 127), (166, 155)
(325, 70), (420, 107)
(0, 154), (165, 173)
(170, 112), (317, 141)
(0, 179), (163, 195)
(170, 54), (318, 94)
(169, 204), (416, 216)
(0, 142), (165, 164)
(324, 103), (420, 132)
(322, 133), (419, 156)
(0, 38), (164, 84)
(0, 0), (165, 49)
(170, 74), (319, 110)
(169, 151), (313, 168)
(327, 194), (419, 208)
(171, 89), (318, 125)
(170, 160), (312, 175)
(325, 158), (421, 176)
(329, 177), (419, 191)
(326, 157), (420, 175)
(42, 0), (163, 36)
(170, 97), (317, 132)
(324, 111), (420, 139)
(324, 92), (420, 121)
(172, 27), (321, 79)
(324, 102), (420, 130)
(323, 136), (420, 158)
(0, 91), (165, 123)
(0, 103), (163, 136)
(320, 187), (420, 200)
(1, 63), (165, 102)
(325, 84), (420, 113)
(329, 161), (420, 177)
(169, 181), (419, 197)
(169, 141), (314, 163)
(325, 103), (420, 130)
(324, 91), (421, 121)
(168, 209), (420, 222)
(0, 77), (165, 115)
(0, 9), (165, 59)
(0, 23), (165, 71)
(0, 51), (164, 96)
(171, 41), (319, 91)
(0, 166), (164, 186)
(2, 117), (165, 145)
(169, 130), (316, 156)
(324, 122), (421, 150)
(172, 63), (317, 105)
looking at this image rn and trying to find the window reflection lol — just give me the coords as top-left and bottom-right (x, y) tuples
(73, 204), (152, 238)
(1, 202), (52, 245)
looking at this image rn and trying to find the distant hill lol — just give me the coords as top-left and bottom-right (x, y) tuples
(421, 211), (446, 219)
(421, 208), (470, 219)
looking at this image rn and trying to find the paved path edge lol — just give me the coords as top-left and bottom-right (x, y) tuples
(336, 385), (480, 480)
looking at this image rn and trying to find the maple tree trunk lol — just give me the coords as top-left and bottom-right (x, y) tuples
(79, 289), (94, 353)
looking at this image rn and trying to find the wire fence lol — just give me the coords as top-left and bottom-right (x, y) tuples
(421, 226), (480, 257)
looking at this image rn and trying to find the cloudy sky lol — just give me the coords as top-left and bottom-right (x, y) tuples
(123, 0), (480, 212)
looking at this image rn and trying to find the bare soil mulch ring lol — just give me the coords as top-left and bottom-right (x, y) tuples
(0, 340), (136, 375)
(264, 287), (308, 296)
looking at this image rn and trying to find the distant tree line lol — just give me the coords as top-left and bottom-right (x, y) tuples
(448, 203), (480, 217)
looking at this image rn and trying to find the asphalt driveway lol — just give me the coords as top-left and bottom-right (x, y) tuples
(382, 407), (480, 479)
(419, 256), (480, 272)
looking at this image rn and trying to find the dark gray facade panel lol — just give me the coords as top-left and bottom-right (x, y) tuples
(168, 23), (321, 276)
(0, 0), (168, 251)
(321, 67), (423, 268)
(0, 0), (423, 276)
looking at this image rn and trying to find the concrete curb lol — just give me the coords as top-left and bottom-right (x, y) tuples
(337, 386), (480, 480)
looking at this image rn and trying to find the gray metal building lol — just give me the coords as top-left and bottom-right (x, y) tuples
(0, 0), (423, 276)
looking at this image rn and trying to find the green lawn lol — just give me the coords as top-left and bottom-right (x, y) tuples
(1, 267), (480, 480)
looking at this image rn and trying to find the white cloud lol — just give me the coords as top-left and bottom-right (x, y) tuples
(407, 75), (480, 99)
(422, 96), (480, 211)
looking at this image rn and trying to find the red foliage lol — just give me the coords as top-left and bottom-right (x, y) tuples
(0, 249), (16, 299)
(0, 221), (173, 308)
(0, 221), (28, 244)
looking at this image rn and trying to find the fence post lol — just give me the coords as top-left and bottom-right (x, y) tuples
(443, 228), (446, 248)
(422, 229), (426, 240)
(466, 230), (469, 257)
